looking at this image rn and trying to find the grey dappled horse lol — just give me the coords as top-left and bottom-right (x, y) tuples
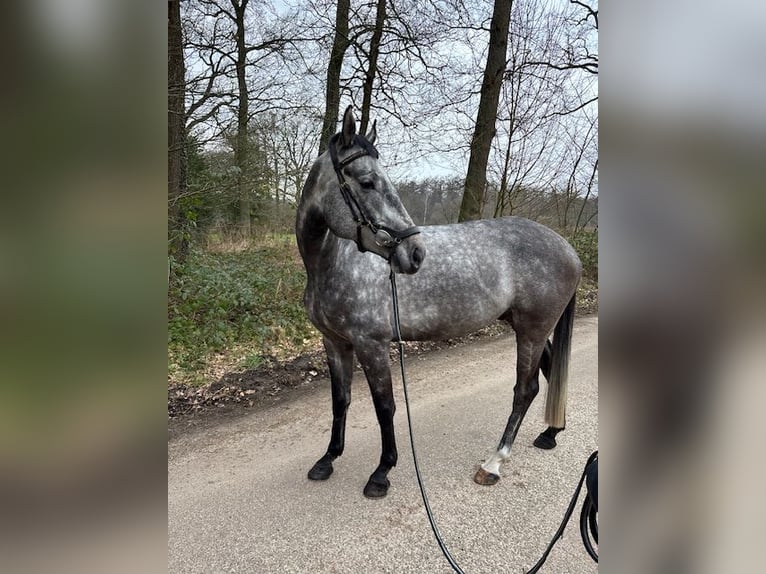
(296, 106), (582, 498)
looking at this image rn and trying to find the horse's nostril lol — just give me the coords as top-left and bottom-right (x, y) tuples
(412, 247), (424, 266)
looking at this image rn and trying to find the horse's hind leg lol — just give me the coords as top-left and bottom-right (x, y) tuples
(355, 339), (397, 498)
(308, 337), (354, 481)
(474, 334), (545, 486)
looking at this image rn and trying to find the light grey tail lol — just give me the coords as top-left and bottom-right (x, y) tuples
(545, 293), (576, 428)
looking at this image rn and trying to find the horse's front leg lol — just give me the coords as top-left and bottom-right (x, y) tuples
(355, 339), (397, 498)
(308, 336), (354, 481)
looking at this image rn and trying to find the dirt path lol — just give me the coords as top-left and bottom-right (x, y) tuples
(168, 316), (597, 573)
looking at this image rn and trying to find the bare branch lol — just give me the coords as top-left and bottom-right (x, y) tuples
(569, 0), (598, 29)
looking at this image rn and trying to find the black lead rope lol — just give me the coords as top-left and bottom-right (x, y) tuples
(389, 265), (467, 574)
(525, 450), (599, 573)
(389, 264), (598, 574)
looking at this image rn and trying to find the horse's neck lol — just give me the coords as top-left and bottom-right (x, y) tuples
(296, 204), (338, 279)
(296, 159), (346, 279)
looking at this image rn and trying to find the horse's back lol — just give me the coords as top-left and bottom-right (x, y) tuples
(396, 217), (581, 339)
(413, 216), (580, 289)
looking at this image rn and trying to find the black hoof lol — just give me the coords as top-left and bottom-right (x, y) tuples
(307, 460), (334, 481)
(533, 433), (557, 449)
(363, 477), (390, 498)
(533, 427), (563, 450)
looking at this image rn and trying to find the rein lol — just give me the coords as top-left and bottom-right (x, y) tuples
(389, 262), (598, 573)
(329, 134), (420, 253)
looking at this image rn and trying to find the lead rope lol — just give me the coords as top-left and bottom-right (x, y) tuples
(389, 264), (467, 574)
(525, 450), (598, 573)
(389, 263), (597, 574)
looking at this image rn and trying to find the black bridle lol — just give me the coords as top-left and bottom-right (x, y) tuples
(328, 134), (420, 254)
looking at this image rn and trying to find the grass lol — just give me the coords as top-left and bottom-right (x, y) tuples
(168, 234), (320, 385)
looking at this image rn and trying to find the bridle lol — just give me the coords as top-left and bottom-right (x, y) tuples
(328, 133), (420, 254)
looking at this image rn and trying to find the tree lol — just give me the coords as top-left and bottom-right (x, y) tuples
(315, 0), (458, 165)
(175, 0), (597, 238)
(271, 113), (320, 205)
(168, 0), (189, 260)
(525, 0), (598, 109)
(183, 1), (234, 145)
(491, 0), (573, 218)
(232, 0), (253, 237)
(459, 0), (513, 221)
(183, 0), (315, 236)
(359, 0), (387, 135)
(554, 111), (597, 230)
(319, 0), (351, 154)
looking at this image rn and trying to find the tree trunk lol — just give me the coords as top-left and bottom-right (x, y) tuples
(493, 122), (514, 218)
(360, 0), (387, 135)
(274, 151), (280, 205)
(168, 0), (188, 260)
(572, 160), (598, 237)
(234, 0), (251, 237)
(319, 0), (351, 155)
(459, 0), (513, 222)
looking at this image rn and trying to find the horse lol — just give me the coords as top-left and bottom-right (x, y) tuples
(296, 105), (582, 498)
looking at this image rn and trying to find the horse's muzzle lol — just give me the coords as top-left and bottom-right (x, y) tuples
(391, 235), (426, 275)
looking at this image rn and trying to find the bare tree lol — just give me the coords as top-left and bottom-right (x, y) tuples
(323, 0), (457, 157)
(491, 0), (571, 218)
(230, 0), (253, 236)
(183, 2), (235, 144)
(459, 0), (513, 221)
(182, 0), (316, 235)
(555, 111), (597, 230)
(526, 0), (598, 83)
(277, 115), (320, 205)
(359, 0), (387, 135)
(319, 0), (351, 154)
(175, 0), (597, 238)
(251, 111), (319, 207)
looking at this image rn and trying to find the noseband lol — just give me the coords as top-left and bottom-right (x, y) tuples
(328, 134), (420, 254)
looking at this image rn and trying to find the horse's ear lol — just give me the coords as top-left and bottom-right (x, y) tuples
(367, 119), (377, 145)
(341, 105), (356, 148)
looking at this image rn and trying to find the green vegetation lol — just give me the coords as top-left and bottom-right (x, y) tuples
(570, 229), (598, 315)
(570, 229), (598, 282)
(168, 235), (319, 383)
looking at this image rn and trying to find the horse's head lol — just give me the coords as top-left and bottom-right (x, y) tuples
(310, 106), (426, 274)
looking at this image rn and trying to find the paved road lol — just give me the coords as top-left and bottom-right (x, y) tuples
(169, 316), (598, 573)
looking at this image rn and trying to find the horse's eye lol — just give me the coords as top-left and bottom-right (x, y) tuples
(359, 179), (375, 191)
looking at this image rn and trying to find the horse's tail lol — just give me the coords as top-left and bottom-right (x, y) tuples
(545, 292), (576, 429)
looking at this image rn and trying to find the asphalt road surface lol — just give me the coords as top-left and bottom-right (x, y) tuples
(169, 316), (598, 573)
